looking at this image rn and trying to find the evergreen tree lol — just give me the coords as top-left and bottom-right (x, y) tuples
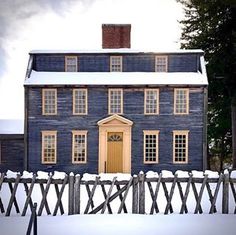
(177, 0), (236, 170)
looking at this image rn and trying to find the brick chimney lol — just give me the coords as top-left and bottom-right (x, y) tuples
(102, 24), (131, 49)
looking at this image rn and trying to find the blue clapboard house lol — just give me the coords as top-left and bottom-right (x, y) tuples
(22, 24), (208, 174)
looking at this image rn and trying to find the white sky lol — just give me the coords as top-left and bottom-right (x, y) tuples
(0, 0), (184, 119)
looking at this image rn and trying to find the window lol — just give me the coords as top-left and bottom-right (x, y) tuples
(73, 89), (87, 115)
(173, 130), (189, 164)
(42, 89), (57, 115)
(143, 130), (159, 164)
(65, 56), (77, 72)
(72, 131), (87, 164)
(42, 131), (57, 164)
(110, 56), (122, 72)
(108, 89), (123, 114)
(174, 88), (189, 114)
(144, 89), (159, 114)
(155, 56), (168, 72)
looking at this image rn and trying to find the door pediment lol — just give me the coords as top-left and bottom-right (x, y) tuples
(97, 114), (133, 126)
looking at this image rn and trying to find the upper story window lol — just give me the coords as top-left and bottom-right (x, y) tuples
(65, 56), (78, 72)
(73, 89), (88, 115)
(42, 89), (57, 115)
(143, 130), (159, 164)
(72, 130), (87, 164)
(174, 88), (189, 115)
(110, 56), (122, 72)
(108, 89), (123, 114)
(173, 130), (189, 164)
(42, 131), (57, 164)
(155, 56), (168, 72)
(144, 89), (159, 115)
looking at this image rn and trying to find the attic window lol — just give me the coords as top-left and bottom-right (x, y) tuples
(155, 56), (168, 72)
(110, 56), (122, 72)
(65, 56), (78, 72)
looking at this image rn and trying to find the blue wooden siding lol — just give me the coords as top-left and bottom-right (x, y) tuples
(0, 137), (24, 172)
(27, 86), (204, 174)
(168, 54), (199, 72)
(79, 55), (109, 72)
(33, 53), (200, 72)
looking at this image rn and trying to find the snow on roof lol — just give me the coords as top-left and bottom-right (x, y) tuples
(25, 70), (208, 86)
(0, 119), (24, 134)
(30, 48), (204, 54)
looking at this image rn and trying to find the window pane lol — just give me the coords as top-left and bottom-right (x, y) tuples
(145, 90), (158, 114)
(43, 89), (56, 115)
(109, 89), (122, 114)
(144, 133), (158, 163)
(155, 56), (167, 72)
(73, 133), (87, 163)
(74, 89), (87, 114)
(66, 57), (77, 72)
(42, 132), (56, 163)
(173, 132), (188, 163)
(175, 89), (188, 114)
(110, 56), (122, 72)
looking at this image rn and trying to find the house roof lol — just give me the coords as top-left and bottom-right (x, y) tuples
(29, 49), (204, 55)
(0, 119), (24, 134)
(24, 70), (208, 86)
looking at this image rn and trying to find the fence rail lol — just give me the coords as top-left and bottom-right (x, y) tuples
(0, 171), (235, 216)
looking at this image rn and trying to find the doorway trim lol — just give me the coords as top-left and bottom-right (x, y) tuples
(97, 114), (133, 173)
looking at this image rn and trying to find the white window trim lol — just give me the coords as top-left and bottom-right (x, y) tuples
(143, 130), (159, 164)
(173, 130), (189, 164)
(174, 88), (189, 115)
(65, 56), (78, 72)
(144, 89), (159, 115)
(108, 88), (123, 115)
(42, 89), (57, 115)
(110, 56), (123, 72)
(155, 56), (168, 72)
(41, 131), (57, 164)
(73, 89), (88, 115)
(72, 130), (88, 164)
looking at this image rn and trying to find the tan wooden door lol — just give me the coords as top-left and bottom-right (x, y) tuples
(107, 132), (123, 173)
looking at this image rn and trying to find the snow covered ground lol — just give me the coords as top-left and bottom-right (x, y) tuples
(0, 170), (236, 234)
(0, 214), (235, 235)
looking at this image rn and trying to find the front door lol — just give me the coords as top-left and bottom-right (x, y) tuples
(106, 132), (123, 173)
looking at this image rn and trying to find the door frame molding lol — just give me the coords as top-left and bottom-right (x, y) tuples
(97, 114), (133, 173)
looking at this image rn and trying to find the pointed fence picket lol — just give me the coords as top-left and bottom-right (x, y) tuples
(0, 171), (235, 216)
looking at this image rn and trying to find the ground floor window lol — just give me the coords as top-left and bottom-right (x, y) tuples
(143, 130), (159, 164)
(173, 130), (189, 163)
(41, 131), (57, 164)
(72, 130), (87, 164)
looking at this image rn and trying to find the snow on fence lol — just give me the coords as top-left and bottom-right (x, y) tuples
(0, 170), (236, 216)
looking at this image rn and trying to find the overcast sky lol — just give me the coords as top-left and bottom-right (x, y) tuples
(0, 0), (184, 119)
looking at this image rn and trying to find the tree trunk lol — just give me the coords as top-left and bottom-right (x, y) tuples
(220, 137), (224, 172)
(232, 96), (236, 168)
